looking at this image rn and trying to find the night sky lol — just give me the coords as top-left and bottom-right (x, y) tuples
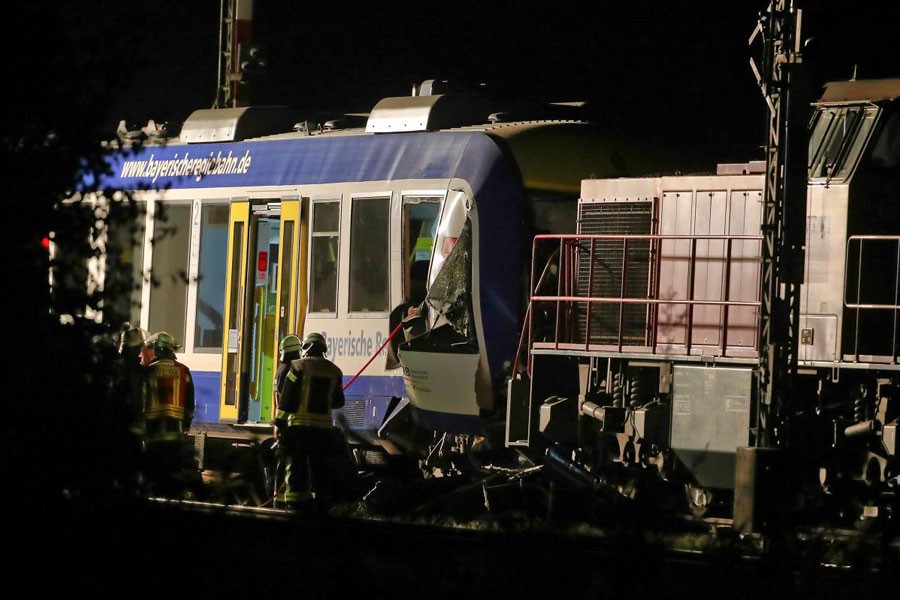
(18, 1), (900, 168)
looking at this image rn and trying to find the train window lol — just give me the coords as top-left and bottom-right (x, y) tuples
(431, 190), (470, 287)
(402, 197), (440, 306)
(193, 203), (228, 350)
(147, 201), (191, 345)
(349, 196), (390, 313)
(809, 106), (878, 181)
(106, 199), (146, 327)
(310, 200), (339, 313)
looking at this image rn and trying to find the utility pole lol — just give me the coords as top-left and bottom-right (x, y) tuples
(749, 1), (808, 448)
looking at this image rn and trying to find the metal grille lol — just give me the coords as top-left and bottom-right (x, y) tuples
(340, 399), (368, 428)
(576, 202), (654, 345)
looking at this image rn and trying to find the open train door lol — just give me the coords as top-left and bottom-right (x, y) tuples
(219, 200), (251, 423)
(269, 198), (308, 422)
(219, 199), (308, 424)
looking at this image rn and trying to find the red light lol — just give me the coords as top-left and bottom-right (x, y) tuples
(441, 237), (458, 257)
(257, 251), (268, 272)
(41, 237), (51, 250)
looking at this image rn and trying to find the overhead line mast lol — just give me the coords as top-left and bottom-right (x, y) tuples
(214, 0), (255, 108)
(749, 1), (808, 448)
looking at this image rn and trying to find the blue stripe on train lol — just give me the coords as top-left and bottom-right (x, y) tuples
(192, 370), (221, 424)
(194, 369), (486, 437)
(192, 371), (407, 426)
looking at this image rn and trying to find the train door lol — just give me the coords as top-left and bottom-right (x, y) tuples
(272, 199), (306, 419)
(246, 208), (280, 423)
(220, 201), (250, 423)
(219, 200), (305, 424)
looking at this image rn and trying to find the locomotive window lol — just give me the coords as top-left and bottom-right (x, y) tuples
(809, 105), (879, 181)
(402, 196), (440, 306)
(193, 203), (228, 350)
(147, 201), (191, 346)
(349, 196), (390, 313)
(310, 200), (340, 313)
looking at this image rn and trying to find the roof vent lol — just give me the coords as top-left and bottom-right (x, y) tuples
(180, 106), (299, 143)
(366, 93), (490, 133)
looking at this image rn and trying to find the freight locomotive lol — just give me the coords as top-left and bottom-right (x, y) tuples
(485, 76), (900, 532)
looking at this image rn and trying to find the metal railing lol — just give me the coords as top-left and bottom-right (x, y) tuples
(844, 235), (900, 363)
(529, 233), (763, 358)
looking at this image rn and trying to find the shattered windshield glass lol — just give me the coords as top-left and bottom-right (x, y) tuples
(425, 218), (472, 337)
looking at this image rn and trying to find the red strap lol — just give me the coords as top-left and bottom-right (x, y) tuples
(342, 321), (404, 391)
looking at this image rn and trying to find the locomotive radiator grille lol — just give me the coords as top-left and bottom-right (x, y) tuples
(575, 201), (654, 346)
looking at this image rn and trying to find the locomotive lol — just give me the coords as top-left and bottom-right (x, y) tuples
(462, 76), (900, 531)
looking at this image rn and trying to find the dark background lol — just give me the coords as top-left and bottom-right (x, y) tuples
(24, 1), (900, 166)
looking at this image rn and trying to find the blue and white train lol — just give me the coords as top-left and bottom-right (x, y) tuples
(84, 80), (679, 467)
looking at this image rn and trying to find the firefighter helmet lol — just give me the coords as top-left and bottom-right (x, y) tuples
(301, 332), (327, 353)
(280, 334), (302, 354)
(119, 326), (145, 352)
(145, 331), (178, 352)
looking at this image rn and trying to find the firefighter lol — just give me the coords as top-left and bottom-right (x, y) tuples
(274, 332), (356, 511)
(272, 334), (302, 506)
(117, 325), (147, 494)
(119, 326), (147, 430)
(142, 331), (198, 498)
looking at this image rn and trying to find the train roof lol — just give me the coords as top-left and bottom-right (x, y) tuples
(98, 80), (679, 195)
(113, 79), (599, 147)
(815, 78), (900, 106)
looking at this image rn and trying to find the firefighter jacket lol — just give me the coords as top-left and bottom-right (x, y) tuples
(275, 356), (345, 429)
(145, 357), (195, 434)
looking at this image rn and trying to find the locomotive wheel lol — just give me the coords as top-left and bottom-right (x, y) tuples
(684, 483), (713, 518)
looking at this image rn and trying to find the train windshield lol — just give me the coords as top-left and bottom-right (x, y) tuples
(808, 105), (879, 181)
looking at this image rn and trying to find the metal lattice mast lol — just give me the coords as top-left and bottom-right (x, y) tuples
(749, 1), (807, 448)
(214, 0), (254, 108)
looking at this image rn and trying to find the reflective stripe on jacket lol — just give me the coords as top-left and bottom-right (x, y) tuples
(276, 356), (345, 428)
(145, 358), (194, 424)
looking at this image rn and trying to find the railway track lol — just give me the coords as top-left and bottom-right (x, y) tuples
(149, 493), (900, 573)
(32, 486), (898, 598)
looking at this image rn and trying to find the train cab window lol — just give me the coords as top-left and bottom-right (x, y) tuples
(349, 196), (390, 313)
(310, 200), (340, 313)
(147, 202), (191, 344)
(809, 105), (879, 181)
(193, 203), (229, 349)
(402, 197), (440, 306)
